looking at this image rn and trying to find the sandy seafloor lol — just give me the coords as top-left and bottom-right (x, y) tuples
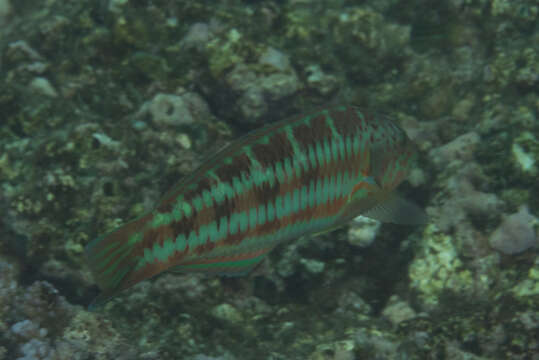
(0, 0), (537, 359)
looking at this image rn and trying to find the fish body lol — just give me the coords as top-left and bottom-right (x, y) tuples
(85, 105), (425, 307)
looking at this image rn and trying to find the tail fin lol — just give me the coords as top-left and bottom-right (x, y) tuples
(85, 215), (150, 309)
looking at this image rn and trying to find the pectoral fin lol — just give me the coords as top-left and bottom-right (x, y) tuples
(362, 193), (428, 225)
(334, 183), (427, 227)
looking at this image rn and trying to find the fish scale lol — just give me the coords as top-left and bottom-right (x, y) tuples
(85, 105), (426, 308)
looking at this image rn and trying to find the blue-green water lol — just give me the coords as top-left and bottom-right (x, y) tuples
(0, 1), (537, 359)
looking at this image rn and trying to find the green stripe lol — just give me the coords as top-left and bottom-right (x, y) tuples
(100, 249), (134, 276)
(135, 166), (364, 269)
(355, 108), (365, 121)
(176, 233), (187, 251)
(232, 176), (243, 195)
(216, 212), (337, 259)
(157, 106), (355, 216)
(145, 112), (371, 234)
(239, 210), (248, 233)
(218, 217), (228, 239)
(172, 202), (183, 221)
(157, 134), (345, 231)
(93, 240), (133, 271)
(229, 212), (239, 235)
(324, 115), (345, 163)
(192, 196), (204, 212)
(285, 126), (308, 177)
(283, 157), (294, 180)
(352, 128), (365, 156)
(257, 204), (266, 225)
(105, 265), (131, 290)
(152, 237), (174, 262)
(275, 195), (283, 219)
(323, 138), (332, 166)
(244, 146), (267, 188)
(202, 189), (213, 207)
(207, 170), (221, 183)
(198, 224), (209, 246)
(177, 253), (266, 271)
(300, 185), (308, 210)
(151, 212), (173, 228)
(308, 144), (318, 169)
(275, 161), (285, 183)
(345, 135), (353, 159)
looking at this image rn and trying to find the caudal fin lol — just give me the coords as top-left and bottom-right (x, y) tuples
(85, 215), (150, 309)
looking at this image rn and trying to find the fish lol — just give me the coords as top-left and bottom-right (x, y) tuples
(85, 105), (427, 308)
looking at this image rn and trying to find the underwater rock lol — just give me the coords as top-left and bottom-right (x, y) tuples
(429, 132), (480, 167)
(489, 205), (538, 255)
(305, 64), (339, 96)
(138, 92), (211, 129)
(336, 290), (373, 316)
(259, 72), (300, 101)
(210, 303), (244, 325)
(191, 354), (236, 360)
(10, 319), (47, 339)
(18, 281), (75, 326)
(258, 46), (291, 72)
(512, 143), (536, 174)
(225, 63), (257, 92)
(299, 258), (325, 274)
(435, 163), (503, 232)
(451, 95), (476, 123)
(181, 22), (221, 51)
(0, 0), (537, 358)
(16, 338), (51, 360)
(354, 328), (399, 359)
(142, 94), (193, 127)
(151, 273), (209, 302)
(512, 131), (538, 175)
(347, 216), (381, 248)
(381, 296), (417, 327)
(221, 44), (300, 124)
(224, 61), (300, 124)
(29, 77), (58, 98)
(0, 0), (11, 26)
(108, 0), (129, 14)
(512, 256), (539, 298)
(310, 340), (355, 360)
(445, 342), (490, 360)
(409, 224), (475, 309)
(0, 256), (19, 316)
(511, 257), (539, 298)
(237, 87), (268, 121)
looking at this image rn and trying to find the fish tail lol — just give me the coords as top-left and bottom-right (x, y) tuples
(85, 215), (150, 309)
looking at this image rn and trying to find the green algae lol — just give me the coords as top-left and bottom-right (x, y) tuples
(409, 225), (476, 309)
(512, 258), (539, 300)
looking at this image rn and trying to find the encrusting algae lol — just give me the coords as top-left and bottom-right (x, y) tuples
(85, 105), (427, 308)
